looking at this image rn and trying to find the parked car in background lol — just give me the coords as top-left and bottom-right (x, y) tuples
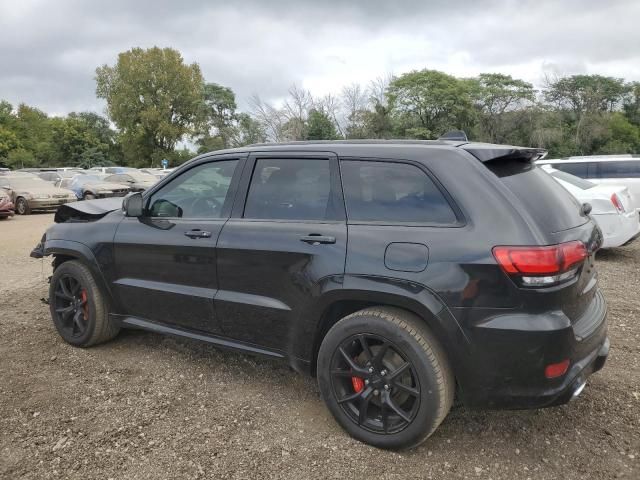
(0, 167), (10, 175)
(541, 165), (640, 248)
(38, 170), (86, 184)
(0, 189), (15, 219)
(104, 171), (157, 192)
(64, 175), (130, 200)
(32, 140), (609, 449)
(538, 156), (640, 211)
(141, 168), (174, 179)
(105, 166), (138, 174)
(0, 175), (76, 215)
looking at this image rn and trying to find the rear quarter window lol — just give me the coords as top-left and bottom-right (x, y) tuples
(340, 160), (457, 224)
(487, 160), (587, 233)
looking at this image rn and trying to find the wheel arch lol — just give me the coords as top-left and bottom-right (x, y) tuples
(45, 239), (116, 306)
(305, 278), (468, 378)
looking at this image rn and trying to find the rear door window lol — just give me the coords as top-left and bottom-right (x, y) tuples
(597, 160), (640, 178)
(487, 160), (586, 233)
(340, 160), (457, 224)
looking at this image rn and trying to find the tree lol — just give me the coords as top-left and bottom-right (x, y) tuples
(306, 109), (339, 140)
(544, 75), (627, 115)
(96, 47), (204, 165)
(199, 82), (238, 148)
(387, 69), (475, 138)
(470, 73), (535, 143)
(0, 126), (19, 159)
(544, 75), (629, 154)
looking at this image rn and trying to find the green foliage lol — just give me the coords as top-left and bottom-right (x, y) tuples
(306, 109), (339, 140)
(5, 148), (36, 169)
(96, 47), (204, 165)
(469, 73), (535, 143)
(0, 126), (19, 158)
(388, 69), (475, 137)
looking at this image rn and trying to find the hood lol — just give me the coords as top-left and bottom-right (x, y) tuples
(54, 197), (123, 223)
(83, 182), (129, 191)
(15, 185), (76, 196)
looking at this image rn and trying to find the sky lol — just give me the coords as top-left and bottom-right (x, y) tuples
(1, 0), (639, 117)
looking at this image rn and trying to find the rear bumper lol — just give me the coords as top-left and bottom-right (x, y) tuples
(0, 199), (14, 216)
(593, 211), (640, 248)
(455, 289), (609, 409)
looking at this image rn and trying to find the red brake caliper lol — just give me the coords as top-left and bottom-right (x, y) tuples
(351, 376), (364, 393)
(80, 290), (89, 320)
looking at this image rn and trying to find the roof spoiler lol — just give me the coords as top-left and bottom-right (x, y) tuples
(462, 144), (547, 163)
(438, 130), (468, 142)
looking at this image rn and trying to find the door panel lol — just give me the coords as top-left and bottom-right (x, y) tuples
(216, 220), (347, 349)
(214, 153), (347, 351)
(112, 157), (243, 333)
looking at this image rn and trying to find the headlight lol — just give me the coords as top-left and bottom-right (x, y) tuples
(32, 194), (51, 200)
(98, 190), (113, 194)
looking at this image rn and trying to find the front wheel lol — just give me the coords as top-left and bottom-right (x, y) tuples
(83, 192), (96, 200)
(15, 197), (30, 215)
(49, 260), (119, 347)
(317, 307), (454, 449)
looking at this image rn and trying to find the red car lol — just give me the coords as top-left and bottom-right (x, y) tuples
(0, 190), (15, 219)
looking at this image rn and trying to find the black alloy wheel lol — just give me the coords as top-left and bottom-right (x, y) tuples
(53, 274), (90, 338)
(330, 334), (420, 434)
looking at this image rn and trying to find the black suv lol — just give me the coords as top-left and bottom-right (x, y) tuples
(32, 140), (609, 449)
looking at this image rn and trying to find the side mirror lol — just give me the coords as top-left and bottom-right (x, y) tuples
(581, 202), (592, 216)
(123, 192), (144, 217)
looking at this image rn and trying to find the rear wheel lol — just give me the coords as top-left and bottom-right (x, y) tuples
(317, 307), (454, 449)
(15, 197), (30, 215)
(49, 260), (119, 347)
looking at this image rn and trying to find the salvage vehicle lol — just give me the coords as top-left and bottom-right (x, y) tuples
(104, 171), (158, 192)
(0, 189), (14, 219)
(64, 174), (130, 200)
(38, 170), (86, 184)
(542, 165), (640, 248)
(32, 140), (609, 449)
(0, 175), (76, 215)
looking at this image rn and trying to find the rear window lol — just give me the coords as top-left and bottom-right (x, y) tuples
(550, 170), (596, 190)
(487, 160), (587, 233)
(598, 160), (640, 178)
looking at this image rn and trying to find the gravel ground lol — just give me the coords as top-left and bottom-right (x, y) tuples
(0, 213), (638, 479)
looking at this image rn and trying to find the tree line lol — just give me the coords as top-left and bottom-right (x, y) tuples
(2, 46), (640, 169)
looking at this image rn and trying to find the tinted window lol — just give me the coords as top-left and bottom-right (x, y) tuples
(244, 159), (331, 220)
(551, 162), (588, 178)
(147, 160), (238, 218)
(340, 161), (457, 224)
(598, 160), (640, 178)
(487, 161), (586, 233)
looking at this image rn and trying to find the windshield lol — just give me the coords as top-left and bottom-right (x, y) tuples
(72, 175), (103, 186)
(550, 170), (596, 190)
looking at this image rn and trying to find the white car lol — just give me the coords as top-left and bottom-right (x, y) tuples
(537, 155), (640, 211)
(541, 165), (640, 248)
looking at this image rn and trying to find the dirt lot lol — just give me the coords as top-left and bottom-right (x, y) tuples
(0, 214), (638, 479)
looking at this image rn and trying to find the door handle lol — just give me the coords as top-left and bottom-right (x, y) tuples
(184, 229), (212, 239)
(300, 234), (336, 245)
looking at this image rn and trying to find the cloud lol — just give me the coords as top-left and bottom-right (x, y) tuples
(0, 0), (639, 116)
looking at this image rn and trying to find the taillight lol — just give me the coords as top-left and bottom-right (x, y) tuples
(611, 193), (625, 213)
(492, 241), (588, 287)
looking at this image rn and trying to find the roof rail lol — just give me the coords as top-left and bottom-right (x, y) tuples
(438, 130), (468, 142)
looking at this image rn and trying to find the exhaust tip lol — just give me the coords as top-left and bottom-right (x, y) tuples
(570, 379), (586, 401)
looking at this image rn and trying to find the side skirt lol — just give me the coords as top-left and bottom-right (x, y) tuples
(114, 315), (285, 359)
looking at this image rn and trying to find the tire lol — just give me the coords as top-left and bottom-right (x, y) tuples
(48, 260), (119, 347)
(15, 197), (30, 215)
(83, 192), (96, 200)
(317, 306), (454, 449)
